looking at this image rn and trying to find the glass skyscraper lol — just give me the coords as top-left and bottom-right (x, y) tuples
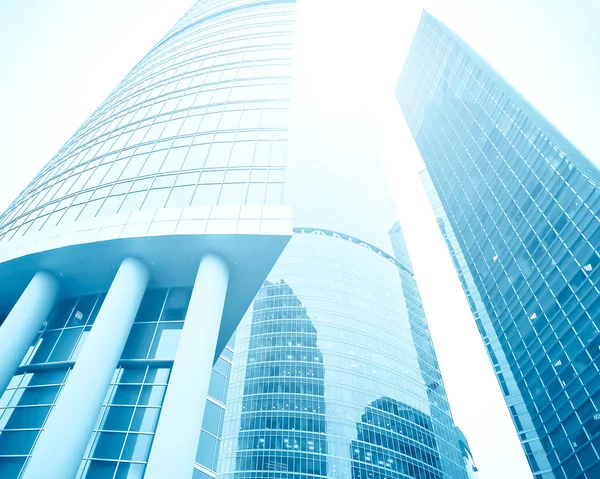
(0, 2), (470, 479)
(217, 228), (468, 479)
(397, 11), (600, 479)
(0, 1), (295, 477)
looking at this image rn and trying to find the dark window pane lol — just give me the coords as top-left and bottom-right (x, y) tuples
(85, 459), (118, 479)
(46, 298), (77, 330)
(100, 406), (134, 432)
(3, 406), (50, 429)
(119, 367), (146, 384)
(0, 457), (26, 479)
(30, 330), (60, 364)
(121, 324), (156, 359)
(18, 386), (60, 406)
(91, 432), (126, 459)
(0, 430), (38, 455)
(67, 295), (99, 327)
(130, 407), (160, 433)
(111, 385), (141, 406)
(121, 433), (152, 461)
(135, 289), (167, 323)
(48, 328), (83, 362)
(29, 369), (68, 386)
(161, 288), (192, 321)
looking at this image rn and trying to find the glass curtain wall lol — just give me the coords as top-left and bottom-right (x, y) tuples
(397, 11), (600, 479)
(218, 232), (469, 479)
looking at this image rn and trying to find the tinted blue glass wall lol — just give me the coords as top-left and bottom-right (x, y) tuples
(397, 11), (600, 479)
(216, 229), (469, 479)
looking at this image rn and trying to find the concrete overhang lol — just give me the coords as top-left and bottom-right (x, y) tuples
(0, 230), (292, 361)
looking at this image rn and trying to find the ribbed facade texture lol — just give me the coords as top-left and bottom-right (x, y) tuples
(397, 12), (600, 479)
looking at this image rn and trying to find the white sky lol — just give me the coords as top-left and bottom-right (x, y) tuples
(1, 1), (598, 478)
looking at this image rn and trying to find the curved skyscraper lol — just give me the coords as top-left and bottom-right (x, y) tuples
(0, 2), (468, 479)
(0, 1), (293, 478)
(217, 229), (469, 479)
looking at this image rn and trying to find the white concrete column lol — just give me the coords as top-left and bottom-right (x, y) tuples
(145, 254), (229, 479)
(23, 257), (149, 479)
(0, 271), (59, 394)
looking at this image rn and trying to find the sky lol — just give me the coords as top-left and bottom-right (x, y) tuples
(1, 1), (599, 478)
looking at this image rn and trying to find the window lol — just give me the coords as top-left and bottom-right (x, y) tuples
(192, 185), (220, 205)
(165, 186), (193, 208)
(119, 191), (146, 213)
(219, 183), (247, 205)
(141, 189), (169, 210)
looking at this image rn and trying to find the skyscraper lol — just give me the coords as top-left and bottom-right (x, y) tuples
(216, 227), (468, 479)
(0, 1), (294, 477)
(0, 2), (469, 479)
(397, 11), (600, 479)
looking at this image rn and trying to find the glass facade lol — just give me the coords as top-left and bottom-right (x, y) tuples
(397, 12), (600, 479)
(0, 0), (295, 250)
(350, 398), (443, 479)
(217, 231), (469, 479)
(0, 0), (293, 472)
(0, 1), (472, 478)
(232, 278), (327, 477)
(0, 287), (233, 479)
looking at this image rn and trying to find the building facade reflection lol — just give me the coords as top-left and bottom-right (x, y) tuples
(234, 280), (326, 477)
(217, 231), (469, 479)
(351, 397), (443, 479)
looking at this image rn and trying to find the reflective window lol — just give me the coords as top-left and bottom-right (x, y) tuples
(397, 12), (600, 478)
(0, 0), (295, 243)
(217, 234), (467, 479)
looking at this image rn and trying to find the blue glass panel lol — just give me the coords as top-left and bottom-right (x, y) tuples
(0, 430), (38, 454)
(100, 406), (134, 432)
(0, 457), (26, 479)
(201, 401), (223, 437)
(85, 460), (118, 479)
(130, 407), (160, 433)
(121, 433), (152, 461)
(114, 462), (145, 479)
(91, 432), (126, 459)
(196, 432), (217, 470)
(2, 406), (50, 429)
(148, 323), (182, 360)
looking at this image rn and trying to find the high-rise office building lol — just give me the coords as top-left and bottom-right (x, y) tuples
(0, 1), (294, 478)
(397, 11), (600, 479)
(0, 2), (470, 479)
(216, 226), (468, 479)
